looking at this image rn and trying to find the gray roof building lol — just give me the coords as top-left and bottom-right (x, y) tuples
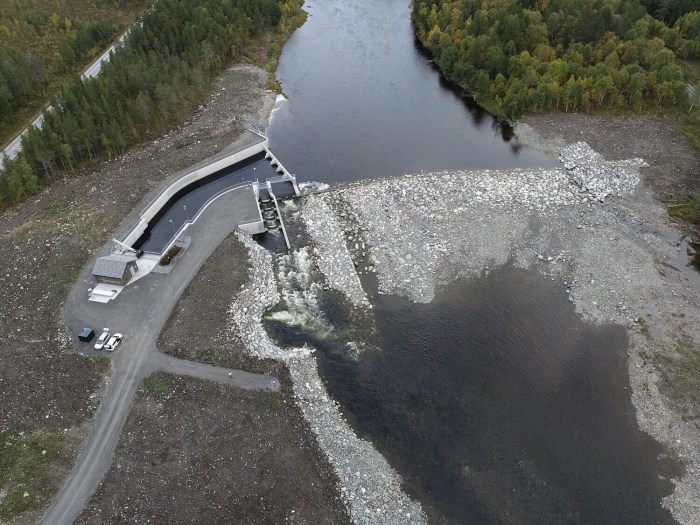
(92, 254), (138, 285)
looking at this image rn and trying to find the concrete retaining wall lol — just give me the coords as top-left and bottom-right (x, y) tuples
(239, 220), (267, 235)
(121, 137), (268, 247)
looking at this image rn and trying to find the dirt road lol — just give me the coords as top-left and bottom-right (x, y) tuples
(42, 186), (279, 525)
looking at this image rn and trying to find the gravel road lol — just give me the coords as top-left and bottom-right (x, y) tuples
(44, 187), (280, 525)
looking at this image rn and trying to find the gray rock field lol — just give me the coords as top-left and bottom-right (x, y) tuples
(230, 142), (700, 525)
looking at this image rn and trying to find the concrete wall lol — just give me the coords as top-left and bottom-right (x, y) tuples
(121, 138), (268, 247)
(238, 220), (266, 235)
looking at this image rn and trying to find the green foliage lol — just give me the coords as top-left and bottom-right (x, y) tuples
(669, 193), (700, 223)
(0, 0), (144, 134)
(0, 47), (46, 121)
(649, 332), (700, 416)
(641, 0), (700, 25)
(0, 429), (66, 519)
(142, 373), (174, 397)
(0, 0), (297, 209)
(57, 20), (117, 72)
(412, 0), (700, 121)
(0, 155), (39, 208)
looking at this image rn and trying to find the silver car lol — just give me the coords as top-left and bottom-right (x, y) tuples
(94, 329), (110, 350)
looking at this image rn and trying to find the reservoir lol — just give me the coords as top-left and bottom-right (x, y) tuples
(262, 0), (682, 523)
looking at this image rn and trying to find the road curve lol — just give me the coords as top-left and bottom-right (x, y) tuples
(43, 186), (266, 525)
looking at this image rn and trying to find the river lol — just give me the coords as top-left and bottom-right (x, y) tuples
(263, 0), (680, 523)
(268, 0), (557, 182)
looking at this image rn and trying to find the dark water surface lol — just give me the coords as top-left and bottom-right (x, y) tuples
(266, 266), (679, 524)
(268, 0), (558, 183)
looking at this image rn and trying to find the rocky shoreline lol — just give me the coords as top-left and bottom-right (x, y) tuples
(232, 140), (700, 524)
(230, 234), (427, 525)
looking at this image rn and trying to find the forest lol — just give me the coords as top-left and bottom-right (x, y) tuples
(0, 19), (117, 122)
(0, 0), (147, 145)
(0, 0), (301, 208)
(412, 0), (700, 121)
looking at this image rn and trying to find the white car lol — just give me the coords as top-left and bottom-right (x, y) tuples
(94, 329), (110, 350)
(104, 333), (123, 352)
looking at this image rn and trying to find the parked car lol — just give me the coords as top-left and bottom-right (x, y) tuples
(94, 329), (110, 350)
(104, 333), (123, 352)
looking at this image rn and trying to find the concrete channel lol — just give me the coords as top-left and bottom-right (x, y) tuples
(119, 131), (298, 258)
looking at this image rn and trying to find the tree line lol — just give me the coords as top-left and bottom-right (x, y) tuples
(641, 0), (700, 25)
(0, 0), (298, 208)
(412, 0), (700, 121)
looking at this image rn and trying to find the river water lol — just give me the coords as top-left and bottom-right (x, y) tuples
(268, 0), (557, 182)
(263, 0), (680, 523)
(265, 265), (679, 524)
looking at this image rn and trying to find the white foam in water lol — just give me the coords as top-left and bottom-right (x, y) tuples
(267, 94), (287, 126)
(280, 199), (301, 212)
(267, 247), (334, 338)
(298, 181), (330, 195)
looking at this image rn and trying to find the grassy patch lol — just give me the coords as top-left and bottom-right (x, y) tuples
(668, 194), (700, 224)
(677, 121), (700, 150)
(174, 137), (195, 149)
(0, 429), (66, 520)
(262, 392), (284, 410)
(636, 317), (652, 339)
(142, 373), (174, 398)
(87, 355), (111, 374)
(651, 333), (700, 418)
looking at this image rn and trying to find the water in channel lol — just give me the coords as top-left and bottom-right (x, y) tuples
(262, 0), (680, 522)
(134, 153), (278, 253)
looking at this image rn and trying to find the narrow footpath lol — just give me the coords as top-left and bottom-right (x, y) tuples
(149, 352), (280, 390)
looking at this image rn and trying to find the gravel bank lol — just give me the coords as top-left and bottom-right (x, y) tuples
(518, 114), (700, 200)
(76, 373), (350, 525)
(230, 234), (427, 525)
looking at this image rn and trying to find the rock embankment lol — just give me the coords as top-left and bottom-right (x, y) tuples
(288, 357), (425, 525)
(560, 141), (644, 201)
(302, 197), (369, 307)
(230, 234), (427, 525)
(230, 140), (699, 525)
